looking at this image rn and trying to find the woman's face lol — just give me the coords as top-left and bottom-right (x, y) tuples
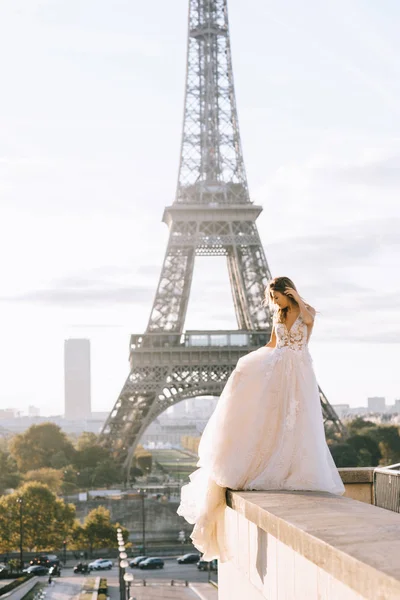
(271, 290), (291, 308)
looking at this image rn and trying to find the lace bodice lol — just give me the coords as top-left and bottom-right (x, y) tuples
(274, 312), (309, 351)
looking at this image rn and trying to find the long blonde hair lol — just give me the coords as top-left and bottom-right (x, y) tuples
(263, 276), (317, 323)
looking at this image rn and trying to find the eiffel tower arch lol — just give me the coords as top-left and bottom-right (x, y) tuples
(100, 0), (344, 477)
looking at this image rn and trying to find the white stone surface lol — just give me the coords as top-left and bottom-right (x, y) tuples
(219, 506), (365, 600)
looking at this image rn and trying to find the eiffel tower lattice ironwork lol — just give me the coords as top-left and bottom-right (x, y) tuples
(100, 0), (344, 475)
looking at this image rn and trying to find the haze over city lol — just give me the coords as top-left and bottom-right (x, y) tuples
(0, 0), (399, 417)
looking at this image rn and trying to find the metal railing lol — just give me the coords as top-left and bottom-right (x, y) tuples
(373, 463), (400, 513)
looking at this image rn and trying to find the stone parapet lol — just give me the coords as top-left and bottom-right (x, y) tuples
(220, 488), (400, 600)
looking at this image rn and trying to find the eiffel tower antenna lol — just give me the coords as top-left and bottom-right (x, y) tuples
(100, 0), (344, 477)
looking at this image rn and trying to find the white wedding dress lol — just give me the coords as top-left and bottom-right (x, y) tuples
(176, 311), (345, 562)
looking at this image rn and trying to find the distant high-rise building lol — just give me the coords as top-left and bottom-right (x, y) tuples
(0, 408), (18, 420)
(367, 396), (386, 413)
(28, 405), (40, 417)
(64, 339), (91, 420)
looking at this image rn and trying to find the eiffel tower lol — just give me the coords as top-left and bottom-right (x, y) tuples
(100, 0), (344, 476)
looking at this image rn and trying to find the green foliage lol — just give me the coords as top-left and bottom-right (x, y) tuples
(76, 432), (99, 451)
(364, 425), (400, 465)
(0, 450), (21, 494)
(0, 482), (76, 553)
(50, 450), (71, 470)
(329, 443), (359, 467)
(9, 423), (75, 473)
(73, 433), (122, 489)
(346, 434), (381, 467)
(98, 578), (108, 594)
(24, 468), (64, 493)
(80, 506), (129, 553)
(347, 417), (378, 434)
(136, 454), (152, 473)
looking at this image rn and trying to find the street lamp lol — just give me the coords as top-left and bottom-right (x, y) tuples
(16, 497), (23, 570)
(123, 572), (134, 600)
(137, 488), (146, 555)
(62, 540), (67, 565)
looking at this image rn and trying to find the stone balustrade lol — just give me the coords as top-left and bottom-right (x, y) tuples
(218, 470), (400, 600)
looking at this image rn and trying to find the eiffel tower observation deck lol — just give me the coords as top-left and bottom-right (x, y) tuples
(100, 0), (343, 476)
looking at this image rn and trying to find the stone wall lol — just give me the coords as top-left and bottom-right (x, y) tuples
(219, 487), (400, 600)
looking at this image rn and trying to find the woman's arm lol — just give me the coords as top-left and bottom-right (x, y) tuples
(284, 287), (316, 326)
(265, 327), (276, 348)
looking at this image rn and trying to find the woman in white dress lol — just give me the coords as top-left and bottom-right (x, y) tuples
(176, 276), (345, 562)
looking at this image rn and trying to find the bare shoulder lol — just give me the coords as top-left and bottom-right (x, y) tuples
(306, 304), (316, 316)
(305, 303), (316, 323)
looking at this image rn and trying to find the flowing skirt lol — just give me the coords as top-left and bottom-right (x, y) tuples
(176, 345), (345, 561)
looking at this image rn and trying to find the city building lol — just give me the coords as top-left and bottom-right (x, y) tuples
(64, 338), (91, 420)
(367, 396), (386, 413)
(331, 404), (350, 419)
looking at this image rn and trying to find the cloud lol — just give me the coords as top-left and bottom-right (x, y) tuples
(265, 216), (400, 271)
(315, 156), (400, 188)
(319, 329), (400, 344)
(0, 285), (154, 306)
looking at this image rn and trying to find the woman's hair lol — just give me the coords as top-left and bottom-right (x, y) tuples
(263, 276), (317, 323)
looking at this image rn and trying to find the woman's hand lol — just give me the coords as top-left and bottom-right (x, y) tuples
(284, 287), (301, 303)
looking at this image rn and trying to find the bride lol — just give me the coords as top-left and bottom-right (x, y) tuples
(176, 276), (345, 562)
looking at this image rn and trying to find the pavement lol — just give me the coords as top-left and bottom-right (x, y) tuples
(27, 567), (219, 600)
(107, 580), (218, 600)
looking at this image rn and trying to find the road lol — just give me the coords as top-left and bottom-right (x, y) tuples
(32, 560), (218, 600)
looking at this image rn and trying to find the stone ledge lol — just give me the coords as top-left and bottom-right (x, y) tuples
(339, 467), (375, 483)
(226, 489), (400, 600)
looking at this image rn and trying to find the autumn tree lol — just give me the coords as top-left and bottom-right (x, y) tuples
(81, 506), (129, 555)
(9, 423), (75, 473)
(0, 482), (75, 553)
(365, 426), (400, 465)
(24, 468), (64, 494)
(73, 432), (122, 488)
(0, 450), (21, 494)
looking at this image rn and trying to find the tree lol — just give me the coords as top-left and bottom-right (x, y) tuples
(81, 507), (128, 555)
(76, 432), (99, 451)
(61, 465), (79, 494)
(9, 423), (75, 473)
(134, 446), (152, 474)
(0, 482), (76, 553)
(365, 426), (400, 465)
(346, 434), (381, 467)
(73, 433), (122, 488)
(92, 459), (123, 489)
(24, 468), (64, 494)
(0, 450), (21, 494)
(329, 443), (359, 467)
(347, 417), (378, 434)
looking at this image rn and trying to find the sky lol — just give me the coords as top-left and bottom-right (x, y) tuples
(0, 0), (399, 416)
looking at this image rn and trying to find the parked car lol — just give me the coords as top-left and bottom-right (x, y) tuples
(129, 556), (148, 568)
(197, 558), (218, 571)
(177, 553), (201, 564)
(0, 564), (9, 576)
(30, 554), (59, 568)
(88, 559), (113, 570)
(23, 565), (49, 575)
(73, 562), (91, 574)
(138, 558), (164, 570)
